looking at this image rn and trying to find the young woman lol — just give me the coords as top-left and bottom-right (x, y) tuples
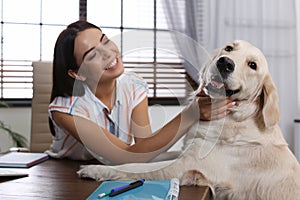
(47, 20), (234, 164)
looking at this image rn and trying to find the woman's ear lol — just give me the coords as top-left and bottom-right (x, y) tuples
(261, 74), (280, 128)
(67, 70), (86, 81)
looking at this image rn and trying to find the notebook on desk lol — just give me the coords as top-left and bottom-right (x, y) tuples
(0, 152), (49, 168)
(87, 178), (180, 200)
(0, 168), (28, 177)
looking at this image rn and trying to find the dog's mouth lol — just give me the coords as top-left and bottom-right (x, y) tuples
(205, 75), (240, 97)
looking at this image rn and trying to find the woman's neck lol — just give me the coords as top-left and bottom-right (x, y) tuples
(91, 79), (117, 111)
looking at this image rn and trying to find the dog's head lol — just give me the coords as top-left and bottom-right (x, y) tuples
(199, 40), (279, 128)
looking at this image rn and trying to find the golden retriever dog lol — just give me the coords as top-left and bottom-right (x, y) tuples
(77, 40), (300, 199)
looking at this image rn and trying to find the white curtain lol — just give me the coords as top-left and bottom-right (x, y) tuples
(163, 0), (209, 83)
(164, 0), (298, 151)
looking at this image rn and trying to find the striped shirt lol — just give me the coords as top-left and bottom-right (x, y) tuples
(46, 72), (148, 162)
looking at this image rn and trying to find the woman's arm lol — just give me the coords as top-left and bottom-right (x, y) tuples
(51, 111), (129, 149)
(128, 97), (200, 153)
(51, 92), (234, 164)
(51, 97), (199, 164)
(52, 111), (159, 164)
(130, 97), (153, 143)
(129, 91), (235, 153)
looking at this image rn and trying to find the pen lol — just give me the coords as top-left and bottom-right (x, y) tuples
(98, 179), (145, 198)
(98, 191), (110, 198)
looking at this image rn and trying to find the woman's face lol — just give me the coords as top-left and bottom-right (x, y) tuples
(73, 28), (124, 84)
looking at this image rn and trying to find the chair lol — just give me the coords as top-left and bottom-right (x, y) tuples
(30, 62), (53, 152)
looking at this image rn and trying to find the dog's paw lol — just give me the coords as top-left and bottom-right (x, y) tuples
(181, 169), (208, 186)
(181, 170), (217, 198)
(77, 165), (105, 181)
(77, 164), (127, 181)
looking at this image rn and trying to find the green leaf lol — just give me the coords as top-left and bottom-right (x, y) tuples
(0, 121), (28, 147)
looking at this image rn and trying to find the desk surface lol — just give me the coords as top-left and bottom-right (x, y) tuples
(0, 158), (211, 200)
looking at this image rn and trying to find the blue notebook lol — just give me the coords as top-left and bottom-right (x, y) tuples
(86, 178), (180, 200)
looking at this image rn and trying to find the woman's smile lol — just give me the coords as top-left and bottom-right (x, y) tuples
(104, 57), (118, 70)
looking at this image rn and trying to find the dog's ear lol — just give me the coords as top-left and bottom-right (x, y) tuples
(261, 74), (280, 128)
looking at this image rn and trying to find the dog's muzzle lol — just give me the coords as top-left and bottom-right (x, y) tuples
(204, 56), (240, 97)
(205, 74), (240, 97)
(216, 56), (235, 79)
(205, 82), (240, 97)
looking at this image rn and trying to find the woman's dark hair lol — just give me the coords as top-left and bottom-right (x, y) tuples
(51, 20), (100, 102)
(49, 20), (101, 136)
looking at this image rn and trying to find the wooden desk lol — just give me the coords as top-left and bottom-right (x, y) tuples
(0, 158), (211, 200)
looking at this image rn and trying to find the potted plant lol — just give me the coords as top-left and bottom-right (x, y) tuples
(0, 102), (28, 148)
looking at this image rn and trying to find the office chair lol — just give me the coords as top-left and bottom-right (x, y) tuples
(30, 62), (53, 152)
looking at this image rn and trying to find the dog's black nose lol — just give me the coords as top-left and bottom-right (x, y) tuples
(216, 57), (235, 79)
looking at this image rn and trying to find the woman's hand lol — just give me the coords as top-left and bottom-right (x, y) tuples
(196, 90), (235, 121)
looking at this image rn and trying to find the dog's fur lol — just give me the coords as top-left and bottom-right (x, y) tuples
(77, 40), (300, 200)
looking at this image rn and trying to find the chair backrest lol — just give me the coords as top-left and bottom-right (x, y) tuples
(30, 61), (53, 152)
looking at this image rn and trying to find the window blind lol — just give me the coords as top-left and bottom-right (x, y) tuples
(0, 0), (197, 105)
(0, 0), (79, 104)
(0, 61), (33, 99)
(87, 0), (192, 104)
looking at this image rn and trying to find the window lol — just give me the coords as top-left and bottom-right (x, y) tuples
(0, 0), (79, 105)
(0, 0), (192, 105)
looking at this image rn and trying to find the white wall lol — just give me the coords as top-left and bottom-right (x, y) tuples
(0, 106), (184, 152)
(294, 0), (300, 161)
(0, 107), (31, 152)
(297, 0), (300, 112)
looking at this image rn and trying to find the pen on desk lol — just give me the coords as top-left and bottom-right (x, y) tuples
(98, 191), (110, 198)
(109, 179), (145, 197)
(98, 179), (145, 198)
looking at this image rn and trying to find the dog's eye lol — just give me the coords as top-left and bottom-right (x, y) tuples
(248, 61), (257, 70)
(224, 46), (233, 52)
